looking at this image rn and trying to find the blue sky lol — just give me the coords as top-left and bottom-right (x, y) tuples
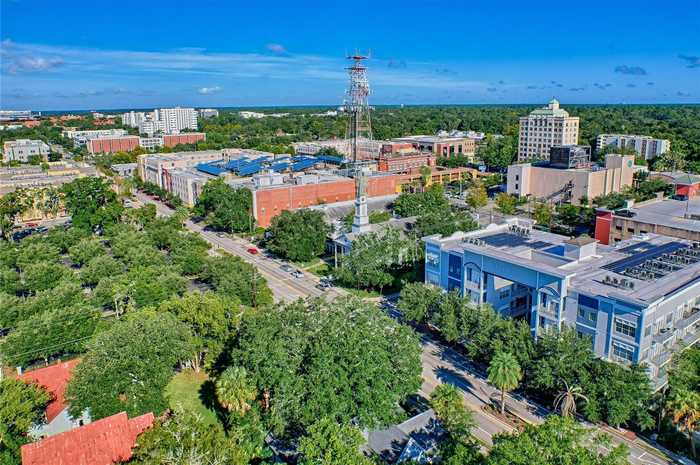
(1, 0), (699, 110)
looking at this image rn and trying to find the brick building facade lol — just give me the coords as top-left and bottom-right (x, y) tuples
(86, 136), (140, 154)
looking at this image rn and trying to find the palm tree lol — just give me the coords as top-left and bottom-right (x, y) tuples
(667, 389), (700, 458)
(553, 381), (588, 418)
(487, 352), (522, 416)
(215, 366), (257, 417)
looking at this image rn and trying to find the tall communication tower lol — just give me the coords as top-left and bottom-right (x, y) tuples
(345, 54), (373, 233)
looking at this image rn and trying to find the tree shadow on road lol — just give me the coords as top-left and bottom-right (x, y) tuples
(434, 365), (490, 405)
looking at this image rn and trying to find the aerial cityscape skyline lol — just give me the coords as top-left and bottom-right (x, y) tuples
(2, 0), (699, 110)
(3, 3), (700, 465)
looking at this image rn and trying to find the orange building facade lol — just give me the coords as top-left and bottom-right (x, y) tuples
(87, 136), (140, 154)
(163, 133), (206, 147)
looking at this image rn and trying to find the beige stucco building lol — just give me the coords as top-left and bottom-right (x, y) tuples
(518, 99), (579, 162)
(507, 154), (636, 204)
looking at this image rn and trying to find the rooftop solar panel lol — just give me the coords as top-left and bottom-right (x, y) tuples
(481, 233), (528, 248)
(195, 163), (227, 175)
(291, 159), (322, 171)
(618, 241), (654, 255)
(238, 164), (265, 176)
(603, 242), (687, 274)
(316, 155), (345, 164)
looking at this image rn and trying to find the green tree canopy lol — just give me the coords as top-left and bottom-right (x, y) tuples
(61, 177), (123, 231)
(336, 227), (421, 291)
(65, 311), (193, 420)
(477, 135), (517, 170)
(156, 292), (241, 372)
(193, 178), (254, 233)
(128, 407), (251, 465)
(201, 255), (272, 308)
(298, 417), (373, 465)
(227, 296), (422, 436)
(485, 415), (629, 465)
(266, 209), (331, 262)
(0, 378), (50, 464)
(495, 193), (517, 215)
(393, 184), (450, 218)
(1, 305), (100, 367)
(67, 237), (106, 266)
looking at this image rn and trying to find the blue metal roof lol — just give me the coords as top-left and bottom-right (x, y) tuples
(238, 163), (267, 176)
(224, 158), (249, 171)
(291, 158), (322, 171)
(316, 155), (346, 164)
(271, 162), (290, 171)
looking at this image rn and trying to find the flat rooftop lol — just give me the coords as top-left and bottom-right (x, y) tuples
(394, 135), (469, 143)
(622, 197), (700, 233)
(427, 219), (700, 304)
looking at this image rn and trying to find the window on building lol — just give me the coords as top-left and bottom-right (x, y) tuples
(588, 312), (597, 323)
(666, 313), (673, 324)
(644, 325), (651, 337)
(612, 341), (635, 362)
(578, 307), (585, 318)
(614, 318), (637, 338)
(448, 254), (462, 279)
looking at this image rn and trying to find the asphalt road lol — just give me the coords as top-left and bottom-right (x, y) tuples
(132, 192), (341, 303)
(132, 192), (675, 465)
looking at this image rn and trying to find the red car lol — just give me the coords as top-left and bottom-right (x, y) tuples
(247, 247), (259, 255)
(25, 222), (39, 227)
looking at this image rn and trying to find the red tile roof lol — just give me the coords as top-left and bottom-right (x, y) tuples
(21, 411), (154, 465)
(19, 359), (81, 423)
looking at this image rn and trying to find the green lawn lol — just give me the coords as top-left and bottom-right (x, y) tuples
(307, 261), (331, 277)
(165, 370), (219, 426)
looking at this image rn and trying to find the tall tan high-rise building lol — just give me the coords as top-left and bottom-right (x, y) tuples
(518, 99), (579, 162)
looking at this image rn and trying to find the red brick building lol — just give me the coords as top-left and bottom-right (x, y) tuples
(252, 167), (473, 227)
(87, 136), (140, 154)
(254, 175), (400, 227)
(377, 153), (436, 172)
(163, 133), (206, 147)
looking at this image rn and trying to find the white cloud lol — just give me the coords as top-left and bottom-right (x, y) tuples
(266, 43), (287, 54)
(198, 86), (222, 95)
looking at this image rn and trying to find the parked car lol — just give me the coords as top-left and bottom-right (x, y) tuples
(25, 222), (38, 227)
(247, 247), (259, 255)
(280, 264), (294, 273)
(292, 270), (304, 279)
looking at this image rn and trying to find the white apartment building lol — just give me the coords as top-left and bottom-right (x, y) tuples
(121, 111), (147, 128)
(198, 108), (219, 119)
(154, 107), (198, 133)
(123, 108), (198, 135)
(596, 134), (671, 160)
(2, 139), (50, 163)
(518, 99), (579, 162)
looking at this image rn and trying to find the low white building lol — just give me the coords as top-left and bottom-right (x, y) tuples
(2, 139), (50, 163)
(62, 129), (127, 146)
(596, 134), (671, 160)
(198, 108), (219, 118)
